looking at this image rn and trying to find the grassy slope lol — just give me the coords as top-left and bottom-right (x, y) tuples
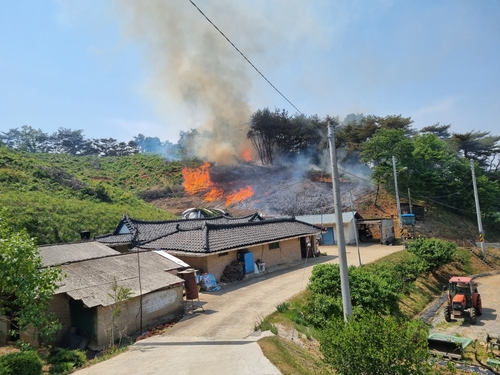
(0, 147), (190, 244)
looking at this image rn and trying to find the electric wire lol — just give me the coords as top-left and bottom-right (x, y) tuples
(188, 0), (303, 115)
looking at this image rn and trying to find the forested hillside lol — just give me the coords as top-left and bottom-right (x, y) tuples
(0, 147), (192, 244)
(2, 113), (500, 246)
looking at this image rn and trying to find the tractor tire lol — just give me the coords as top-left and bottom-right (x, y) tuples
(470, 307), (477, 324)
(476, 296), (483, 316)
(444, 305), (451, 322)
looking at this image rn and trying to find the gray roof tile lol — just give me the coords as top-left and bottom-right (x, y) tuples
(96, 213), (320, 255)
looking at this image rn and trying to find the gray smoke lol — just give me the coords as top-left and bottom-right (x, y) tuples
(116, 0), (268, 163)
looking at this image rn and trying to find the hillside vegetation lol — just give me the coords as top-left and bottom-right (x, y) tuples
(2, 145), (499, 246)
(0, 147), (193, 244)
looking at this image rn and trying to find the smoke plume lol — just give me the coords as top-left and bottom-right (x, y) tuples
(116, 0), (271, 164)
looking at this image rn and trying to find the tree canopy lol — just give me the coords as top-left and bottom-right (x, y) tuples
(0, 208), (63, 341)
(320, 314), (431, 375)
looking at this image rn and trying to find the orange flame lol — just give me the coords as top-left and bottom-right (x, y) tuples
(182, 163), (254, 206)
(241, 149), (252, 162)
(225, 186), (254, 206)
(182, 162), (213, 194)
(204, 187), (224, 202)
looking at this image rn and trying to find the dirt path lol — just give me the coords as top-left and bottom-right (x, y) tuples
(74, 243), (403, 375)
(429, 273), (500, 343)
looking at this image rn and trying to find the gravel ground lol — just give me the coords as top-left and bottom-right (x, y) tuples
(428, 272), (500, 343)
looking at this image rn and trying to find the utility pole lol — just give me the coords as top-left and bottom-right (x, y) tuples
(328, 122), (352, 321)
(349, 190), (362, 266)
(470, 159), (486, 255)
(392, 155), (403, 242)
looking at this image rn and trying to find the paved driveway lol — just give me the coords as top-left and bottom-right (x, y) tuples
(75, 243), (403, 375)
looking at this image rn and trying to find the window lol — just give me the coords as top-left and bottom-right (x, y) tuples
(218, 252), (229, 257)
(269, 242), (279, 250)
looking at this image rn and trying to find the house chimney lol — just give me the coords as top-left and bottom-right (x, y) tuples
(80, 231), (91, 242)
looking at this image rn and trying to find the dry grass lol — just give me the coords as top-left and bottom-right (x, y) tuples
(0, 346), (18, 356)
(257, 336), (332, 375)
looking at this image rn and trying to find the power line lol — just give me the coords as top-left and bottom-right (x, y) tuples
(188, 0), (303, 115)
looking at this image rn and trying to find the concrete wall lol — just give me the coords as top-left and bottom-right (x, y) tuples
(253, 238), (302, 267)
(329, 223), (357, 245)
(174, 238), (305, 282)
(50, 294), (72, 345)
(179, 255), (209, 275)
(92, 286), (184, 350)
(18, 294), (71, 348)
(205, 251), (238, 280)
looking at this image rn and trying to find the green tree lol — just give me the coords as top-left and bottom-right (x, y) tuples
(407, 238), (456, 272)
(247, 108), (285, 165)
(50, 128), (92, 155)
(420, 123), (451, 140)
(306, 264), (400, 327)
(408, 133), (460, 198)
(359, 128), (414, 194)
(107, 277), (133, 348)
(0, 209), (63, 342)
(320, 314), (432, 375)
(449, 130), (500, 171)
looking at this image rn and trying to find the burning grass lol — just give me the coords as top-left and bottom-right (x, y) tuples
(182, 162), (254, 207)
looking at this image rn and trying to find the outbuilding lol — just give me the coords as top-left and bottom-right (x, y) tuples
(36, 242), (185, 350)
(295, 212), (358, 245)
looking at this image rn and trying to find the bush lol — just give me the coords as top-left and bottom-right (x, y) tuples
(0, 350), (43, 375)
(407, 238), (456, 271)
(276, 302), (290, 313)
(320, 313), (431, 375)
(46, 348), (87, 374)
(49, 362), (75, 375)
(307, 263), (400, 321)
(305, 293), (342, 328)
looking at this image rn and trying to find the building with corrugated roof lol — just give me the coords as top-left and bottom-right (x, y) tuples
(34, 242), (185, 350)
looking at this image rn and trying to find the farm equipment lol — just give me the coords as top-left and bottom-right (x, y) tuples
(428, 333), (472, 360)
(443, 277), (482, 324)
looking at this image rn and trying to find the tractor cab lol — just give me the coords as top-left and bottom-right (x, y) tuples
(443, 276), (482, 324)
(449, 282), (472, 312)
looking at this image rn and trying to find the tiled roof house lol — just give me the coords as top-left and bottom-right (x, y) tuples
(96, 213), (321, 280)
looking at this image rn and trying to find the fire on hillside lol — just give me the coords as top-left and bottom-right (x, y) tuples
(182, 162), (254, 207)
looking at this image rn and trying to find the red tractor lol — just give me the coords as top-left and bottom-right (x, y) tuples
(443, 276), (482, 324)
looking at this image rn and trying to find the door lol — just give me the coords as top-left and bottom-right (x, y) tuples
(69, 299), (97, 340)
(322, 227), (335, 245)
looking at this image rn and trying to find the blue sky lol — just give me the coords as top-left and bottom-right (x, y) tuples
(1, 0), (499, 144)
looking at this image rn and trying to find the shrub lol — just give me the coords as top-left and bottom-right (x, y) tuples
(320, 313), (431, 375)
(47, 348), (86, 369)
(305, 293), (342, 328)
(276, 302), (290, 313)
(407, 238), (456, 271)
(0, 350), (43, 375)
(49, 362), (75, 375)
(307, 263), (400, 320)
(307, 263), (341, 296)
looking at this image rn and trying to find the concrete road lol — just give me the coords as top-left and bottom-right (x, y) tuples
(75, 243), (403, 375)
